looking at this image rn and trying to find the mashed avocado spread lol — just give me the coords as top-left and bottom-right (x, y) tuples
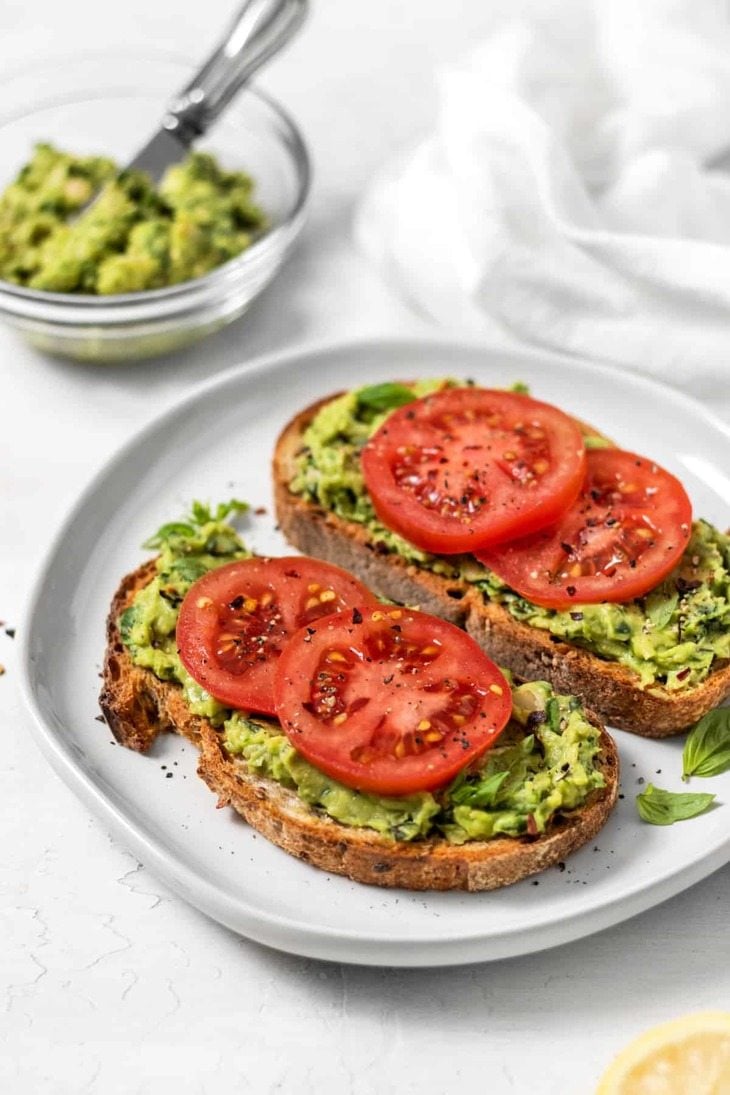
(0, 143), (267, 294)
(289, 383), (730, 693)
(118, 502), (604, 843)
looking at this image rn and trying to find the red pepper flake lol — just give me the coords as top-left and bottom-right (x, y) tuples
(254, 506), (268, 516)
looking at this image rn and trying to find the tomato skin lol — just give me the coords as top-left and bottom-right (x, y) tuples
(477, 449), (693, 609)
(176, 557), (375, 716)
(273, 606), (512, 795)
(361, 387), (587, 555)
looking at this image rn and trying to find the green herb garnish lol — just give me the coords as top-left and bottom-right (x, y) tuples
(645, 586), (679, 630)
(143, 498), (248, 549)
(449, 770), (509, 808)
(356, 382), (416, 414)
(682, 709), (730, 781)
(636, 783), (716, 825)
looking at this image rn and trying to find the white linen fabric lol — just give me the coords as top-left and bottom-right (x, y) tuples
(355, 2), (730, 394)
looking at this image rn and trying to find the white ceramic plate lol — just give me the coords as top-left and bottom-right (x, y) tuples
(18, 337), (730, 967)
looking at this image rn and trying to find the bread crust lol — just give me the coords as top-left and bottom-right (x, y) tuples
(99, 563), (618, 892)
(273, 396), (730, 738)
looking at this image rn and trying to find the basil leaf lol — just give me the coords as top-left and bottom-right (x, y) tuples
(645, 586), (679, 630)
(636, 783), (716, 825)
(142, 498), (248, 549)
(450, 771), (509, 808)
(682, 708), (730, 780)
(546, 697), (562, 732)
(142, 522), (194, 549)
(215, 498), (248, 521)
(356, 382), (416, 414)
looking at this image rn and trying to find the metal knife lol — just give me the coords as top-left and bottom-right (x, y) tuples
(126, 0), (307, 184)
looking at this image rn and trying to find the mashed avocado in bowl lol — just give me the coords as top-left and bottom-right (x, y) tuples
(0, 143), (267, 294)
(0, 52), (310, 360)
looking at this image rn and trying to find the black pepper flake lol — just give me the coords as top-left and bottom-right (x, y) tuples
(557, 862), (566, 873)
(618, 794), (625, 800)
(531, 880), (539, 886)
(4, 628), (15, 639)
(166, 772), (173, 779)
(229, 595), (244, 610)
(570, 612), (583, 621)
(637, 776), (645, 785)
(352, 608), (363, 625)
(566, 585), (576, 597)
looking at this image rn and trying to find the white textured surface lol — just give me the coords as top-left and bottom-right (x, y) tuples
(2, 1), (729, 1092)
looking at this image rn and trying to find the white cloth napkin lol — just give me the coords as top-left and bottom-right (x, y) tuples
(355, 2), (730, 395)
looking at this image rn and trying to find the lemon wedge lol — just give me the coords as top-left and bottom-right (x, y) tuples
(597, 1012), (730, 1094)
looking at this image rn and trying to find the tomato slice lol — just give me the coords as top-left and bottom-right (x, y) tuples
(177, 557), (374, 715)
(361, 387), (587, 554)
(477, 449), (693, 609)
(273, 606), (512, 795)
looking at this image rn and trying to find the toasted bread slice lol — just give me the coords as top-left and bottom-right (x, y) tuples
(99, 563), (619, 892)
(273, 397), (730, 738)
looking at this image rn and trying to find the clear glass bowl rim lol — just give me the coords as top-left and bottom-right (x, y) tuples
(0, 47), (312, 315)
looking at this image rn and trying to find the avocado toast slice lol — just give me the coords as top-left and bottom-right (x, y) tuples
(99, 508), (618, 892)
(274, 386), (730, 737)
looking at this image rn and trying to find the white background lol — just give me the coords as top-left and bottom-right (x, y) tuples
(2, 1), (729, 1092)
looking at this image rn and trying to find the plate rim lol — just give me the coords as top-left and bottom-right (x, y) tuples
(17, 333), (730, 967)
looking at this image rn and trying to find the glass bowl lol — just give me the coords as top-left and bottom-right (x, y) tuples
(0, 50), (311, 362)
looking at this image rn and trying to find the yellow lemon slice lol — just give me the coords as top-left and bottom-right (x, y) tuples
(597, 1012), (730, 1094)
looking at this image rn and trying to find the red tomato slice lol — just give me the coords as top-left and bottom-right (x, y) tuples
(477, 449), (693, 609)
(273, 606), (512, 795)
(177, 557), (374, 715)
(361, 387), (587, 554)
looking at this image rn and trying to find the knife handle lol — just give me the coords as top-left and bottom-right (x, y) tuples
(163, 0), (308, 141)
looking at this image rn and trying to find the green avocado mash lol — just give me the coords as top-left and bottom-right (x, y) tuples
(289, 383), (730, 693)
(0, 143), (267, 294)
(118, 502), (605, 844)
